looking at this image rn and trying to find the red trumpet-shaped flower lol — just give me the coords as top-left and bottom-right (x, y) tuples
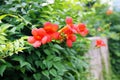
(59, 17), (77, 34)
(95, 39), (106, 47)
(28, 22), (60, 48)
(44, 22), (58, 34)
(28, 28), (49, 48)
(44, 22), (59, 40)
(65, 17), (73, 26)
(59, 17), (78, 47)
(66, 34), (76, 47)
(32, 28), (47, 40)
(77, 23), (89, 36)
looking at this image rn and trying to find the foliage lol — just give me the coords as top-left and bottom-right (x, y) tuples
(107, 12), (120, 79)
(0, 0), (119, 80)
(80, 1), (120, 79)
(0, 40), (90, 80)
(0, 14), (27, 59)
(0, 0), (92, 80)
(86, 2), (120, 79)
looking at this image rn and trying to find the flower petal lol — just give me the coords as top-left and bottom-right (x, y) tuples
(66, 39), (72, 47)
(46, 35), (52, 43)
(51, 32), (60, 40)
(32, 28), (39, 36)
(32, 41), (41, 48)
(44, 22), (58, 34)
(38, 28), (47, 36)
(52, 24), (59, 32)
(42, 36), (48, 44)
(77, 23), (86, 31)
(67, 34), (76, 42)
(71, 35), (76, 42)
(79, 29), (89, 36)
(65, 17), (73, 25)
(44, 22), (51, 27)
(28, 36), (36, 44)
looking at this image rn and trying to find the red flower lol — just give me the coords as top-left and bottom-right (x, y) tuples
(59, 25), (73, 34)
(28, 28), (50, 47)
(106, 9), (113, 15)
(28, 22), (60, 48)
(32, 28), (47, 40)
(41, 36), (48, 44)
(95, 39), (106, 47)
(44, 22), (59, 39)
(51, 32), (60, 40)
(59, 17), (77, 34)
(28, 36), (41, 48)
(59, 26), (77, 47)
(66, 39), (72, 48)
(32, 41), (41, 48)
(44, 22), (58, 33)
(77, 23), (89, 36)
(65, 34), (76, 47)
(58, 17), (78, 47)
(67, 34), (76, 42)
(28, 36), (36, 44)
(65, 17), (73, 26)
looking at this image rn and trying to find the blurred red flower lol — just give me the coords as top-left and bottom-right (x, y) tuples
(28, 28), (48, 47)
(65, 17), (73, 26)
(59, 17), (78, 47)
(95, 39), (106, 47)
(66, 34), (76, 47)
(106, 9), (113, 15)
(77, 23), (89, 36)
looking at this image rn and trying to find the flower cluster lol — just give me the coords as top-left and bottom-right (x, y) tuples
(28, 17), (89, 48)
(59, 17), (88, 47)
(28, 22), (59, 47)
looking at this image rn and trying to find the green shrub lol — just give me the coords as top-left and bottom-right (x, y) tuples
(0, 0), (91, 80)
(107, 12), (120, 79)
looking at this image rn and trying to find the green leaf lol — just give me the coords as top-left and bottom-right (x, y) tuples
(12, 56), (34, 71)
(16, 23), (25, 31)
(35, 60), (46, 69)
(0, 65), (7, 76)
(65, 73), (75, 80)
(0, 24), (12, 32)
(53, 62), (66, 76)
(53, 76), (63, 80)
(53, 57), (61, 62)
(35, 61), (41, 68)
(0, 59), (6, 63)
(43, 49), (51, 55)
(53, 62), (65, 70)
(20, 67), (25, 73)
(43, 60), (52, 69)
(54, 44), (63, 50)
(0, 14), (7, 20)
(42, 70), (49, 79)
(20, 61), (29, 68)
(49, 69), (57, 77)
(35, 51), (41, 58)
(33, 73), (41, 80)
(46, 55), (54, 61)
(0, 14), (19, 20)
